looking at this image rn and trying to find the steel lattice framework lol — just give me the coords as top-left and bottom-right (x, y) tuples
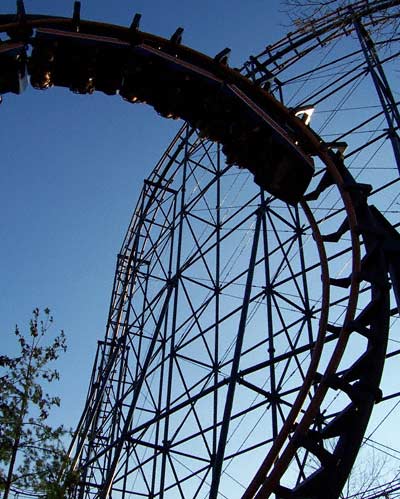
(1, 1), (400, 498)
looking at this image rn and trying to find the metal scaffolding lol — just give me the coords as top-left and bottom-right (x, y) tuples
(1, 1), (400, 497)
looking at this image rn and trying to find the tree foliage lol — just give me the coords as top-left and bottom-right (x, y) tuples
(0, 308), (71, 499)
(282, 0), (400, 39)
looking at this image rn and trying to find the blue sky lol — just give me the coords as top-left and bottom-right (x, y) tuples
(0, 0), (286, 428)
(2, 3), (400, 493)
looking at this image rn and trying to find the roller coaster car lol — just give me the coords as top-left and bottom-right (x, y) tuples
(221, 114), (314, 203)
(120, 57), (159, 105)
(0, 41), (27, 95)
(120, 52), (188, 119)
(121, 44), (226, 123)
(152, 80), (185, 120)
(29, 29), (129, 95)
(190, 92), (249, 143)
(25, 26), (313, 203)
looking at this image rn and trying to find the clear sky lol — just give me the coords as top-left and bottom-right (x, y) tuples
(0, 0), (287, 430)
(1, 1), (400, 495)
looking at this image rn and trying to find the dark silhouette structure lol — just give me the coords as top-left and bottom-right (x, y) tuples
(1, 1), (400, 497)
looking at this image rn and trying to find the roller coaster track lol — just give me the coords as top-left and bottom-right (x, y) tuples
(1, 1), (400, 497)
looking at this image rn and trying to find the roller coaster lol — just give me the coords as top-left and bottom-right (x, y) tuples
(1, 0), (400, 497)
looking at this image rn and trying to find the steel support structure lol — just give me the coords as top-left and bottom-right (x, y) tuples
(69, 124), (398, 498)
(0, 1), (400, 498)
(353, 19), (400, 174)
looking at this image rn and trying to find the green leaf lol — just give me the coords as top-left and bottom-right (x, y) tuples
(0, 309), (72, 499)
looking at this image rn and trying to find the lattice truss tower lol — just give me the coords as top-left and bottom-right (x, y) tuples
(1, 1), (400, 498)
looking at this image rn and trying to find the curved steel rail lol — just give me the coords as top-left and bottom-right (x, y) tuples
(0, 12), (316, 204)
(0, 3), (397, 498)
(240, 0), (400, 84)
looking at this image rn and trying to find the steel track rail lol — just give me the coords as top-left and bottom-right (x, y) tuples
(1, 4), (398, 498)
(0, 13), (316, 204)
(240, 0), (400, 83)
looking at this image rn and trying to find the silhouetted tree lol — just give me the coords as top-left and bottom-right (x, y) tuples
(0, 309), (70, 499)
(282, 0), (400, 39)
